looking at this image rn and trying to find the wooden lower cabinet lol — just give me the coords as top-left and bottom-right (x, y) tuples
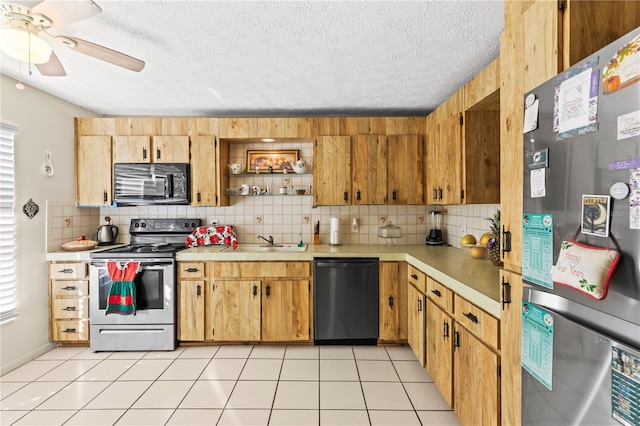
(426, 299), (453, 407)
(454, 324), (500, 426)
(407, 284), (426, 366)
(178, 280), (206, 341)
(206, 261), (312, 342)
(378, 262), (407, 342)
(209, 280), (261, 341)
(178, 262), (207, 341)
(48, 261), (90, 342)
(262, 280), (310, 341)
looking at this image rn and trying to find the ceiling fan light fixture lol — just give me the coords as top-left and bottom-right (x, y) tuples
(0, 27), (52, 64)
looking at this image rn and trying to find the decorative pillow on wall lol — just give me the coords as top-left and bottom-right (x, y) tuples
(186, 225), (238, 249)
(551, 240), (620, 300)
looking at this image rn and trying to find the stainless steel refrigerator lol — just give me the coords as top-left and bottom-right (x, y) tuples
(522, 27), (640, 426)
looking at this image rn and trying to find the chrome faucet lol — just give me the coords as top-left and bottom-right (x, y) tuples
(258, 235), (275, 246)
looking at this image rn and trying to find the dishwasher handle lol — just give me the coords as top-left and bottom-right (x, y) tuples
(315, 260), (379, 268)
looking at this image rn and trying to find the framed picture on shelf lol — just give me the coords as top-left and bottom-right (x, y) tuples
(246, 150), (299, 173)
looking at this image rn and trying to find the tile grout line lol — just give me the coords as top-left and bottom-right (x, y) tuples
(385, 346), (424, 426)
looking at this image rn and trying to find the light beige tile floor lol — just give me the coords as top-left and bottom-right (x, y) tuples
(0, 345), (461, 426)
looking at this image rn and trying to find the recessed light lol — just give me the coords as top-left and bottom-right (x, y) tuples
(261, 138), (275, 142)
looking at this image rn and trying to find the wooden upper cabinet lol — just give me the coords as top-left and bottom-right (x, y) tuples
(388, 135), (423, 205)
(314, 136), (352, 206)
(464, 57), (500, 110)
(190, 135), (218, 206)
(463, 109), (500, 204)
(76, 136), (112, 207)
(151, 136), (190, 163)
(524, 0), (640, 92)
(523, 0), (561, 92)
(112, 136), (151, 163)
(437, 114), (463, 205)
(352, 135), (387, 204)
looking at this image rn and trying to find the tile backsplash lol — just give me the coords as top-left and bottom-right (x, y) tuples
(48, 200), (497, 249)
(46, 201), (100, 251)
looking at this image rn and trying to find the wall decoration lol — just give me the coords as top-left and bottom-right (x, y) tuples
(22, 198), (39, 219)
(246, 150), (299, 173)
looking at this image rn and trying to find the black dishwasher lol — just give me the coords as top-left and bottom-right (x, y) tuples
(314, 258), (379, 345)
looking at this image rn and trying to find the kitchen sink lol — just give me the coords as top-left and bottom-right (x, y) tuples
(223, 244), (308, 252)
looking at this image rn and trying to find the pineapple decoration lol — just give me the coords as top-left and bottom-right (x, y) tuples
(486, 209), (503, 267)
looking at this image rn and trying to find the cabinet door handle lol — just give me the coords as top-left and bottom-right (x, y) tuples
(356, 190), (361, 201)
(59, 268), (74, 274)
(501, 277), (512, 310)
(463, 312), (479, 324)
(502, 226), (512, 256)
(443, 321), (449, 338)
(156, 148), (161, 160)
(196, 192), (201, 203)
(252, 284), (258, 297)
(431, 289), (441, 298)
(196, 285), (202, 297)
(388, 295), (394, 308)
(438, 187), (443, 200)
(417, 299), (422, 312)
(343, 191), (348, 202)
(454, 331), (460, 348)
(63, 328), (77, 333)
(432, 188), (437, 200)
(103, 191), (108, 203)
(142, 147), (147, 160)
(392, 189), (397, 201)
(62, 306), (77, 311)
(265, 285), (271, 298)
(62, 286), (77, 291)
(410, 274), (418, 280)
(185, 267), (199, 273)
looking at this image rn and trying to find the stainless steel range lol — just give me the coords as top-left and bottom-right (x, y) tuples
(89, 218), (201, 352)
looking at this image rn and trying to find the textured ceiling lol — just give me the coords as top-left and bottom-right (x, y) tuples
(0, 1), (503, 116)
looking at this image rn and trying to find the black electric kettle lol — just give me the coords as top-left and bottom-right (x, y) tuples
(96, 217), (119, 245)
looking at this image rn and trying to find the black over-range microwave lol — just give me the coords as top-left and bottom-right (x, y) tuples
(113, 163), (191, 206)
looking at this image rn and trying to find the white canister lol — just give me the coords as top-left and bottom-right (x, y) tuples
(279, 186), (287, 194)
(329, 217), (340, 245)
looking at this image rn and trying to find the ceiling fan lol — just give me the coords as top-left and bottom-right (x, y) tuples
(0, 0), (144, 76)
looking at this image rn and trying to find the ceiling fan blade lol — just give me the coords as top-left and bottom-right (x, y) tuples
(32, 0), (101, 27)
(35, 50), (66, 76)
(62, 36), (145, 72)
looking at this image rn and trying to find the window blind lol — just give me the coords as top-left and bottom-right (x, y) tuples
(0, 124), (18, 323)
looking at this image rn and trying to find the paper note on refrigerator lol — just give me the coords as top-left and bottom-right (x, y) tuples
(530, 168), (546, 198)
(557, 67), (598, 134)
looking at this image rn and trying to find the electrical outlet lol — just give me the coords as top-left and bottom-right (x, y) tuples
(462, 225), (467, 235)
(64, 217), (73, 227)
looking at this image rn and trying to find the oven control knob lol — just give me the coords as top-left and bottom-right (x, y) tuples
(133, 222), (139, 228)
(192, 222), (197, 228)
(141, 222), (146, 227)
(184, 222), (189, 228)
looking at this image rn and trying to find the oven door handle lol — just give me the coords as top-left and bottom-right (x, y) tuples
(90, 260), (174, 267)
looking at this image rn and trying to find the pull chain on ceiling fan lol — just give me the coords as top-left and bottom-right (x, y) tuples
(0, 0), (145, 76)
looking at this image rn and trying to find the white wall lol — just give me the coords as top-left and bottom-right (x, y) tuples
(0, 74), (97, 374)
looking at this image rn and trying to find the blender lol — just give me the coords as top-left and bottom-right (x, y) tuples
(426, 205), (444, 245)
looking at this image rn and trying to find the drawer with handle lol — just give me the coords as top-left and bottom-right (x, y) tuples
(52, 299), (89, 319)
(179, 262), (207, 279)
(49, 262), (88, 280)
(51, 320), (89, 341)
(407, 265), (426, 293)
(426, 277), (453, 314)
(454, 294), (500, 350)
(51, 280), (89, 297)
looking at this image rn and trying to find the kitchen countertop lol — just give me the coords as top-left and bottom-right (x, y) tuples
(179, 244), (502, 317)
(46, 243), (501, 317)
